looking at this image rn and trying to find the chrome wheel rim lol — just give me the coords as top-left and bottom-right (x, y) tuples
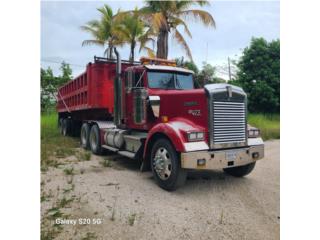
(153, 147), (172, 180)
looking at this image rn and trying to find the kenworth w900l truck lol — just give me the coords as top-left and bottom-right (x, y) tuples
(57, 49), (264, 191)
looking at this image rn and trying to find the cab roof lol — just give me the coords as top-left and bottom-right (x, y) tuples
(144, 64), (194, 74)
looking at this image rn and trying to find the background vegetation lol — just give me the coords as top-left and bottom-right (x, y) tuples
(230, 38), (280, 113)
(248, 114), (280, 140)
(41, 113), (78, 171)
(41, 62), (72, 111)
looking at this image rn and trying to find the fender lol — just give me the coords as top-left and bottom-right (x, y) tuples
(143, 119), (209, 159)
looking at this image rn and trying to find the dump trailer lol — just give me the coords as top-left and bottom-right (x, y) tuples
(57, 49), (264, 191)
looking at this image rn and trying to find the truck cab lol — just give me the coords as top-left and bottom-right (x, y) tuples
(112, 56), (264, 190)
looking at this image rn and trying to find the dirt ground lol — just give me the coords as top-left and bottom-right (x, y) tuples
(41, 140), (280, 240)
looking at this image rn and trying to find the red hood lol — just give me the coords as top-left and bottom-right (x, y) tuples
(148, 88), (208, 131)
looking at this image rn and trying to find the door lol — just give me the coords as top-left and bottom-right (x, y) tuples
(124, 69), (148, 129)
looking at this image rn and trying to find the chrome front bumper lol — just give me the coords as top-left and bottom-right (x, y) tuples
(180, 138), (264, 170)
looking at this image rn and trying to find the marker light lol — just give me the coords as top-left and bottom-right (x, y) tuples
(161, 116), (169, 123)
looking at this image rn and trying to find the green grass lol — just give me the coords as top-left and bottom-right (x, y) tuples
(63, 167), (74, 175)
(127, 213), (137, 226)
(57, 196), (75, 208)
(41, 112), (78, 171)
(77, 151), (91, 161)
(101, 158), (113, 168)
(81, 232), (97, 240)
(248, 114), (280, 140)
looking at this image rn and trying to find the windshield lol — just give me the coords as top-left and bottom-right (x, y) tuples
(147, 71), (194, 90)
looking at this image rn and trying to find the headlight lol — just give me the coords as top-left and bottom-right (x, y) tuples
(187, 132), (204, 141)
(248, 128), (260, 138)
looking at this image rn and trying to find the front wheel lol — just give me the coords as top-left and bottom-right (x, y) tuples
(150, 138), (187, 191)
(223, 162), (256, 177)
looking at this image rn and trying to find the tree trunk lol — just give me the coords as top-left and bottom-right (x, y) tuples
(156, 29), (169, 59)
(109, 47), (114, 59)
(130, 41), (136, 63)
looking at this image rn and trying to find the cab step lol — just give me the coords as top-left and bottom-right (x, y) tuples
(102, 145), (118, 152)
(118, 151), (136, 159)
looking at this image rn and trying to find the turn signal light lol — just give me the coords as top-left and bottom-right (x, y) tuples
(161, 116), (169, 123)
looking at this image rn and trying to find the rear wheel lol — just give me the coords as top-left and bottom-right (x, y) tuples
(80, 123), (90, 149)
(62, 119), (71, 136)
(58, 118), (63, 134)
(223, 162), (256, 177)
(150, 138), (187, 191)
(89, 124), (102, 155)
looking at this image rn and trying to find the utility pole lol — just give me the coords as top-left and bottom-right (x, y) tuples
(228, 57), (232, 81)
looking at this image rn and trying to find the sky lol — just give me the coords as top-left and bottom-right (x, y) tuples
(41, 0), (279, 79)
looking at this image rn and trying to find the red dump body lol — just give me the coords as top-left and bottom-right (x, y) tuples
(57, 60), (133, 118)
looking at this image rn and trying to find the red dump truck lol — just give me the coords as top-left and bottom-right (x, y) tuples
(57, 49), (264, 190)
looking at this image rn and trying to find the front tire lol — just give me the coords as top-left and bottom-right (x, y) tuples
(150, 138), (187, 191)
(223, 162), (256, 177)
(89, 124), (102, 155)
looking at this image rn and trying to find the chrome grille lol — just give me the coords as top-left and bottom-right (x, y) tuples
(213, 101), (246, 145)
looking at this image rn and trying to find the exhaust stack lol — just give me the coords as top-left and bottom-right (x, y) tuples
(114, 48), (122, 127)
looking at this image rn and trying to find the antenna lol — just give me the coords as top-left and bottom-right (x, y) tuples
(205, 42), (208, 63)
(228, 57), (232, 81)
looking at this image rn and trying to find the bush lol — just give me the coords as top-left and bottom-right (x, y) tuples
(248, 114), (280, 140)
(237, 38), (280, 113)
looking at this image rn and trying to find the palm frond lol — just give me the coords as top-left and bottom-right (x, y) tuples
(180, 9), (215, 28)
(151, 12), (167, 31)
(104, 47), (111, 57)
(170, 17), (192, 38)
(81, 40), (105, 47)
(173, 29), (193, 61)
(141, 46), (155, 58)
(97, 4), (113, 21)
(195, 1), (211, 7)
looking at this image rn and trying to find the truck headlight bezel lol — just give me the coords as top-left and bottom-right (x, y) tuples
(187, 131), (205, 142)
(248, 128), (261, 138)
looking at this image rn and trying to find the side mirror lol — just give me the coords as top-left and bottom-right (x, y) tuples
(149, 95), (160, 118)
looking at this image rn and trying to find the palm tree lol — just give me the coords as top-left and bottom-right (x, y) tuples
(81, 4), (123, 59)
(139, 0), (215, 60)
(113, 8), (155, 62)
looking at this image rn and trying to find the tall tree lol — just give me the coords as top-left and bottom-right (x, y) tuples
(113, 8), (155, 62)
(236, 37), (280, 113)
(41, 62), (73, 111)
(140, 0), (215, 60)
(81, 4), (123, 58)
(197, 62), (216, 86)
(175, 56), (199, 74)
(60, 61), (73, 83)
